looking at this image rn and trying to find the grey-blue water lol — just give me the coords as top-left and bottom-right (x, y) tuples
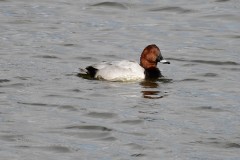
(0, 0), (240, 159)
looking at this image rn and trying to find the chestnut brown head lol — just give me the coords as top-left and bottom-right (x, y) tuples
(140, 44), (169, 69)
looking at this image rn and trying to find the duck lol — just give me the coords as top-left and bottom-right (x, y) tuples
(80, 44), (170, 81)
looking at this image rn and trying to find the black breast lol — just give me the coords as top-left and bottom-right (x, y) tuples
(144, 67), (162, 80)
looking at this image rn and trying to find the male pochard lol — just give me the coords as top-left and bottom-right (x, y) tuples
(81, 44), (170, 81)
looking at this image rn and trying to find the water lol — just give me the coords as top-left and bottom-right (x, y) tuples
(0, 0), (240, 159)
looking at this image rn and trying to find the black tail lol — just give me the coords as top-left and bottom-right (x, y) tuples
(86, 66), (98, 78)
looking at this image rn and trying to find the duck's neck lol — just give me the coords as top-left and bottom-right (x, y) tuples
(144, 67), (162, 80)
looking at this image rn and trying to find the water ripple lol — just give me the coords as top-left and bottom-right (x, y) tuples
(141, 90), (165, 99)
(18, 102), (57, 107)
(131, 153), (145, 157)
(194, 140), (240, 149)
(192, 60), (238, 65)
(37, 145), (72, 153)
(200, 73), (218, 77)
(33, 55), (60, 59)
(58, 105), (78, 111)
(215, 0), (230, 2)
(16, 145), (72, 153)
(90, 2), (128, 10)
(179, 78), (205, 82)
(120, 120), (143, 125)
(0, 134), (26, 142)
(86, 112), (117, 119)
(148, 6), (194, 13)
(65, 125), (112, 132)
(0, 79), (10, 83)
(168, 58), (239, 66)
(192, 106), (225, 112)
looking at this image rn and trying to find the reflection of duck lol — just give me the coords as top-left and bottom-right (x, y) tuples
(140, 79), (171, 99)
(140, 81), (159, 88)
(80, 44), (170, 81)
(141, 90), (163, 99)
(140, 81), (162, 99)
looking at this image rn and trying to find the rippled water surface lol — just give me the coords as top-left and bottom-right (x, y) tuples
(0, 0), (240, 159)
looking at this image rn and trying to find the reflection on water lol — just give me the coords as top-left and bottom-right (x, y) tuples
(141, 90), (163, 99)
(1, 0), (240, 159)
(90, 2), (128, 10)
(77, 72), (94, 80)
(78, 71), (171, 99)
(140, 81), (159, 88)
(140, 78), (171, 99)
(141, 80), (161, 99)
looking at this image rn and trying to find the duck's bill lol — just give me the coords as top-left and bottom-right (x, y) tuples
(160, 59), (170, 64)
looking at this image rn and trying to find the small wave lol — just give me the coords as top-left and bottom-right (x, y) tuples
(65, 125), (112, 131)
(62, 43), (75, 47)
(194, 140), (240, 149)
(200, 73), (218, 77)
(0, 79), (10, 83)
(16, 145), (73, 153)
(38, 145), (72, 153)
(64, 125), (112, 139)
(100, 136), (117, 141)
(126, 143), (145, 150)
(179, 78), (205, 82)
(225, 143), (240, 148)
(1, 83), (26, 88)
(17, 102), (60, 108)
(215, 0), (230, 2)
(148, 6), (194, 13)
(14, 76), (30, 80)
(222, 67), (240, 71)
(0, 134), (25, 142)
(86, 112), (117, 119)
(90, 2), (128, 10)
(192, 60), (238, 65)
(202, 14), (240, 21)
(168, 58), (238, 66)
(192, 106), (225, 112)
(58, 105), (78, 111)
(120, 119), (143, 125)
(131, 154), (145, 157)
(33, 55), (60, 59)
(74, 56), (98, 62)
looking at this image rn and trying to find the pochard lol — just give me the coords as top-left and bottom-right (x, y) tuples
(81, 44), (170, 81)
